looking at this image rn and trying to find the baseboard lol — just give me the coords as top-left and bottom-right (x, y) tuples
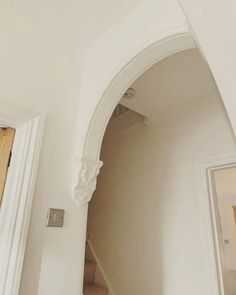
(87, 240), (115, 295)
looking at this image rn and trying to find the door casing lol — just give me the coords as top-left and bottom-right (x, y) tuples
(0, 100), (44, 295)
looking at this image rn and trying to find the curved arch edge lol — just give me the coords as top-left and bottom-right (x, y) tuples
(85, 33), (196, 161)
(72, 32), (196, 206)
(72, 157), (103, 206)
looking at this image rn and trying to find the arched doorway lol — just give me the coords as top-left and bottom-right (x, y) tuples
(80, 39), (236, 294)
(72, 33), (196, 205)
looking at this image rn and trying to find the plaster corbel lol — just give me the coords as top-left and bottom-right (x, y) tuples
(72, 157), (103, 205)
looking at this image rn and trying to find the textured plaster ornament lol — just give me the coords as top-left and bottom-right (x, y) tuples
(72, 157), (103, 205)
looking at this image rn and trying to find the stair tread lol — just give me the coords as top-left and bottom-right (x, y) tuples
(84, 284), (108, 295)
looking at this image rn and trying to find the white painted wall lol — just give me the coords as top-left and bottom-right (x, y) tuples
(88, 95), (236, 295)
(179, 0), (236, 136)
(213, 167), (236, 295)
(0, 1), (190, 294)
(0, 1), (91, 294)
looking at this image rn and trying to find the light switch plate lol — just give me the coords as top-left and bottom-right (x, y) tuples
(46, 208), (65, 227)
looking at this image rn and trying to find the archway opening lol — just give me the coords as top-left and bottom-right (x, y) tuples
(83, 47), (236, 295)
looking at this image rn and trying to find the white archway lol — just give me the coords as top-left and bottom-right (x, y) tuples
(72, 32), (196, 205)
(73, 26), (236, 294)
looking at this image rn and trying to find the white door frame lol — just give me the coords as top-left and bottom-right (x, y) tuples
(0, 100), (44, 295)
(195, 152), (236, 295)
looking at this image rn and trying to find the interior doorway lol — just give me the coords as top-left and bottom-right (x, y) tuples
(83, 47), (236, 295)
(0, 101), (43, 295)
(210, 165), (236, 295)
(0, 127), (15, 205)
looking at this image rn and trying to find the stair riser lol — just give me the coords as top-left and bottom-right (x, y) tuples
(84, 262), (96, 284)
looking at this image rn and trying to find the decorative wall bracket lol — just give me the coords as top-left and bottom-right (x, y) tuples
(72, 157), (103, 206)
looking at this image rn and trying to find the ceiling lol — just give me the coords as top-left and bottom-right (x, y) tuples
(120, 48), (219, 120)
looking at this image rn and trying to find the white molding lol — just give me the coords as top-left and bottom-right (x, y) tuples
(73, 33), (196, 207)
(194, 151), (236, 295)
(84, 32), (196, 162)
(72, 157), (103, 206)
(0, 100), (45, 295)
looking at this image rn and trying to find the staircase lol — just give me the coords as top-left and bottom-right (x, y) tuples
(83, 259), (108, 295)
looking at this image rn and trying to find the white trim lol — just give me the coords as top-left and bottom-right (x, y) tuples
(85, 33), (196, 161)
(87, 240), (115, 295)
(72, 32), (196, 205)
(194, 152), (236, 295)
(0, 100), (45, 295)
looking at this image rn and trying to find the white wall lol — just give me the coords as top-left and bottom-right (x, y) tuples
(213, 167), (236, 295)
(0, 1), (190, 294)
(88, 95), (236, 295)
(179, 0), (236, 135)
(0, 1), (91, 294)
